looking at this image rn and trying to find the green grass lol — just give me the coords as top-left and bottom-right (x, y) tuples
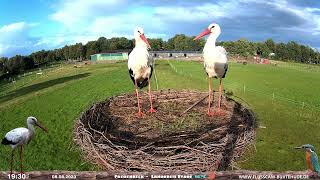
(0, 60), (320, 171)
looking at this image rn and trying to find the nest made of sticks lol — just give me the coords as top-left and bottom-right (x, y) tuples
(74, 90), (257, 172)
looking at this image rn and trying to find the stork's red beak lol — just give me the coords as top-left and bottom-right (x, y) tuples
(194, 29), (211, 40)
(35, 121), (48, 133)
(140, 34), (151, 49)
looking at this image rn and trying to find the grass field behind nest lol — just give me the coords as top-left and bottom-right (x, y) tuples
(0, 60), (320, 172)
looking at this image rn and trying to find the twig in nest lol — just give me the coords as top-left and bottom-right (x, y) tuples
(180, 94), (209, 116)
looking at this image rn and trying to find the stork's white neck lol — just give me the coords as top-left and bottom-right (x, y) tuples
(204, 33), (218, 52)
(27, 123), (35, 135)
(135, 40), (147, 48)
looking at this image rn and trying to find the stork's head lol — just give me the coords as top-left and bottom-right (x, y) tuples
(295, 144), (316, 152)
(134, 27), (151, 49)
(194, 23), (221, 40)
(27, 116), (48, 132)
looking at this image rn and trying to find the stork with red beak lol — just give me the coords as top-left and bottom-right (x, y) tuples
(1, 116), (48, 174)
(194, 23), (228, 116)
(128, 27), (156, 117)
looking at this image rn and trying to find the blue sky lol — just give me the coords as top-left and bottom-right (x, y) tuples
(1, 0), (320, 57)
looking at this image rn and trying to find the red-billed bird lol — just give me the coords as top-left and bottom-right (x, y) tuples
(128, 27), (156, 117)
(194, 23), (228, 116)
(1, 116), (48, 174)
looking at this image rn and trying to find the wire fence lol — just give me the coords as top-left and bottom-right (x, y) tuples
(1, 60), (319, 112)
(167, 60), (320, 111)
(0, 63), (65, 97)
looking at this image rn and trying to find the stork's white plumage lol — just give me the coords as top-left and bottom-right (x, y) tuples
(1, 116), (48, 174)
(128, 27), (156, 117)
(194, 23), (228, 116)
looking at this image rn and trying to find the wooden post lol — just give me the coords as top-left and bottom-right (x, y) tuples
(272, 92), (275, 102)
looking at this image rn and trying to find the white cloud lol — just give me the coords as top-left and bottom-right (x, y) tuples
(0, 22), (61, 57)
(48, 0), (171, 45)
(2, 0), (320, 57)
(0, 22), (35, 56)
(0, 22), (28, 33)
(267, 1), (320, 36)
(153, 1), (241, 22)
(50, 0), (125, 27)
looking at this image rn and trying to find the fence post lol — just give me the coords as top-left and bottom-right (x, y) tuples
(272, 92), (275, 102)
(302, 102), (305, 109)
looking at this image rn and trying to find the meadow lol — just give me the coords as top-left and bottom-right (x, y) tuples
(0, 59), (320, 171)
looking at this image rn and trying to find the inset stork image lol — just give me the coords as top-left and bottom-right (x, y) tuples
(1, 116), (48, 174)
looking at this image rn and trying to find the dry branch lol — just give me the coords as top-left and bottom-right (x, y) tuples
(180, 94), (209, 116)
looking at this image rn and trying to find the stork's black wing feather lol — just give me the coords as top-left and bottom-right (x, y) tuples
(1, 137), (16, 145)
(128, 66), (153, 89)
(128, 68), (135, 84)
(137, 66), (153, 89)
(149, 66), (153, 79)
(222, 64), (228, 78)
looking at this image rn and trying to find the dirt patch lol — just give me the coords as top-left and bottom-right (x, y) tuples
(74, 90), (256, 172)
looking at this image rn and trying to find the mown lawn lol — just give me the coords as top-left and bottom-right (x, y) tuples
(0, 60), (319, 171)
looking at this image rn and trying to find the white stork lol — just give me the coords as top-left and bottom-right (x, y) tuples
(1, 116), (48, 174)
(194, 23), (228, 116)
(128, 27), (156, 117)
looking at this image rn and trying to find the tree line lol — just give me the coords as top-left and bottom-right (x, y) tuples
(0, 34), (319, 78)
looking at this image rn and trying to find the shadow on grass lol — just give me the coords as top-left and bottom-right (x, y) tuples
(218, 102), (257, 170)
(0, 73), (91, 103)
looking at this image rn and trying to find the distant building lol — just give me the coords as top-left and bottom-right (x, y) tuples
(269, 53), (275, 57)
(90, 51), (203, 61)
(90, 52), (128, 61)
(149, 51), (202, 59)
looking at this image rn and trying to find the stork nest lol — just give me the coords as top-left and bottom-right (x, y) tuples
(74, 90), (257, 172)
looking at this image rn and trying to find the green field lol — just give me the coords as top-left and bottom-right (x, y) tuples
(0, 60), (320, 171)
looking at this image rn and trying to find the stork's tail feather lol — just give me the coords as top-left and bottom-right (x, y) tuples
(1, 138), (10, 145)
(137, 79), (149, 89)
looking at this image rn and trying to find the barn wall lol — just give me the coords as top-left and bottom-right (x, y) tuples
(90, 53), (129, 61)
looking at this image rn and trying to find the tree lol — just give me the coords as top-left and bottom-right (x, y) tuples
(275, 43), (289, 61)
(234, 38), (255, 57)
(163, 37), (174, 50)
(85, 41), (99, 59)
(97, 37), (108, 52)
(30, 50), (48, 65)
(148, 38), (164, 50)
(255, 42), (271, 58)
(0, 57), (8, 75)
(265, 39), (276, 53)
(46, 51), (57, 62)
(62, 45), (70, 60)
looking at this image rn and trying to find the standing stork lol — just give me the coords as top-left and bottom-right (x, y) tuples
(194, 23), (228, 116)
(1, 116), (48, 174)
(128, 27), (156, 117)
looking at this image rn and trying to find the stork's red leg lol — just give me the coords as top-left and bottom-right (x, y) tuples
(207, 77), (214, 116)
(216, 78), (225, 116)
(148, 78), (156, 113)
(218, 79), (222, 110)
(20, 146), (23, 174)
(10, 149), (14, 174)
(135, 80), (144, 117)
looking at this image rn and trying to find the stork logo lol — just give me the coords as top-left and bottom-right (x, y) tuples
(207, 172), (216, 179)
